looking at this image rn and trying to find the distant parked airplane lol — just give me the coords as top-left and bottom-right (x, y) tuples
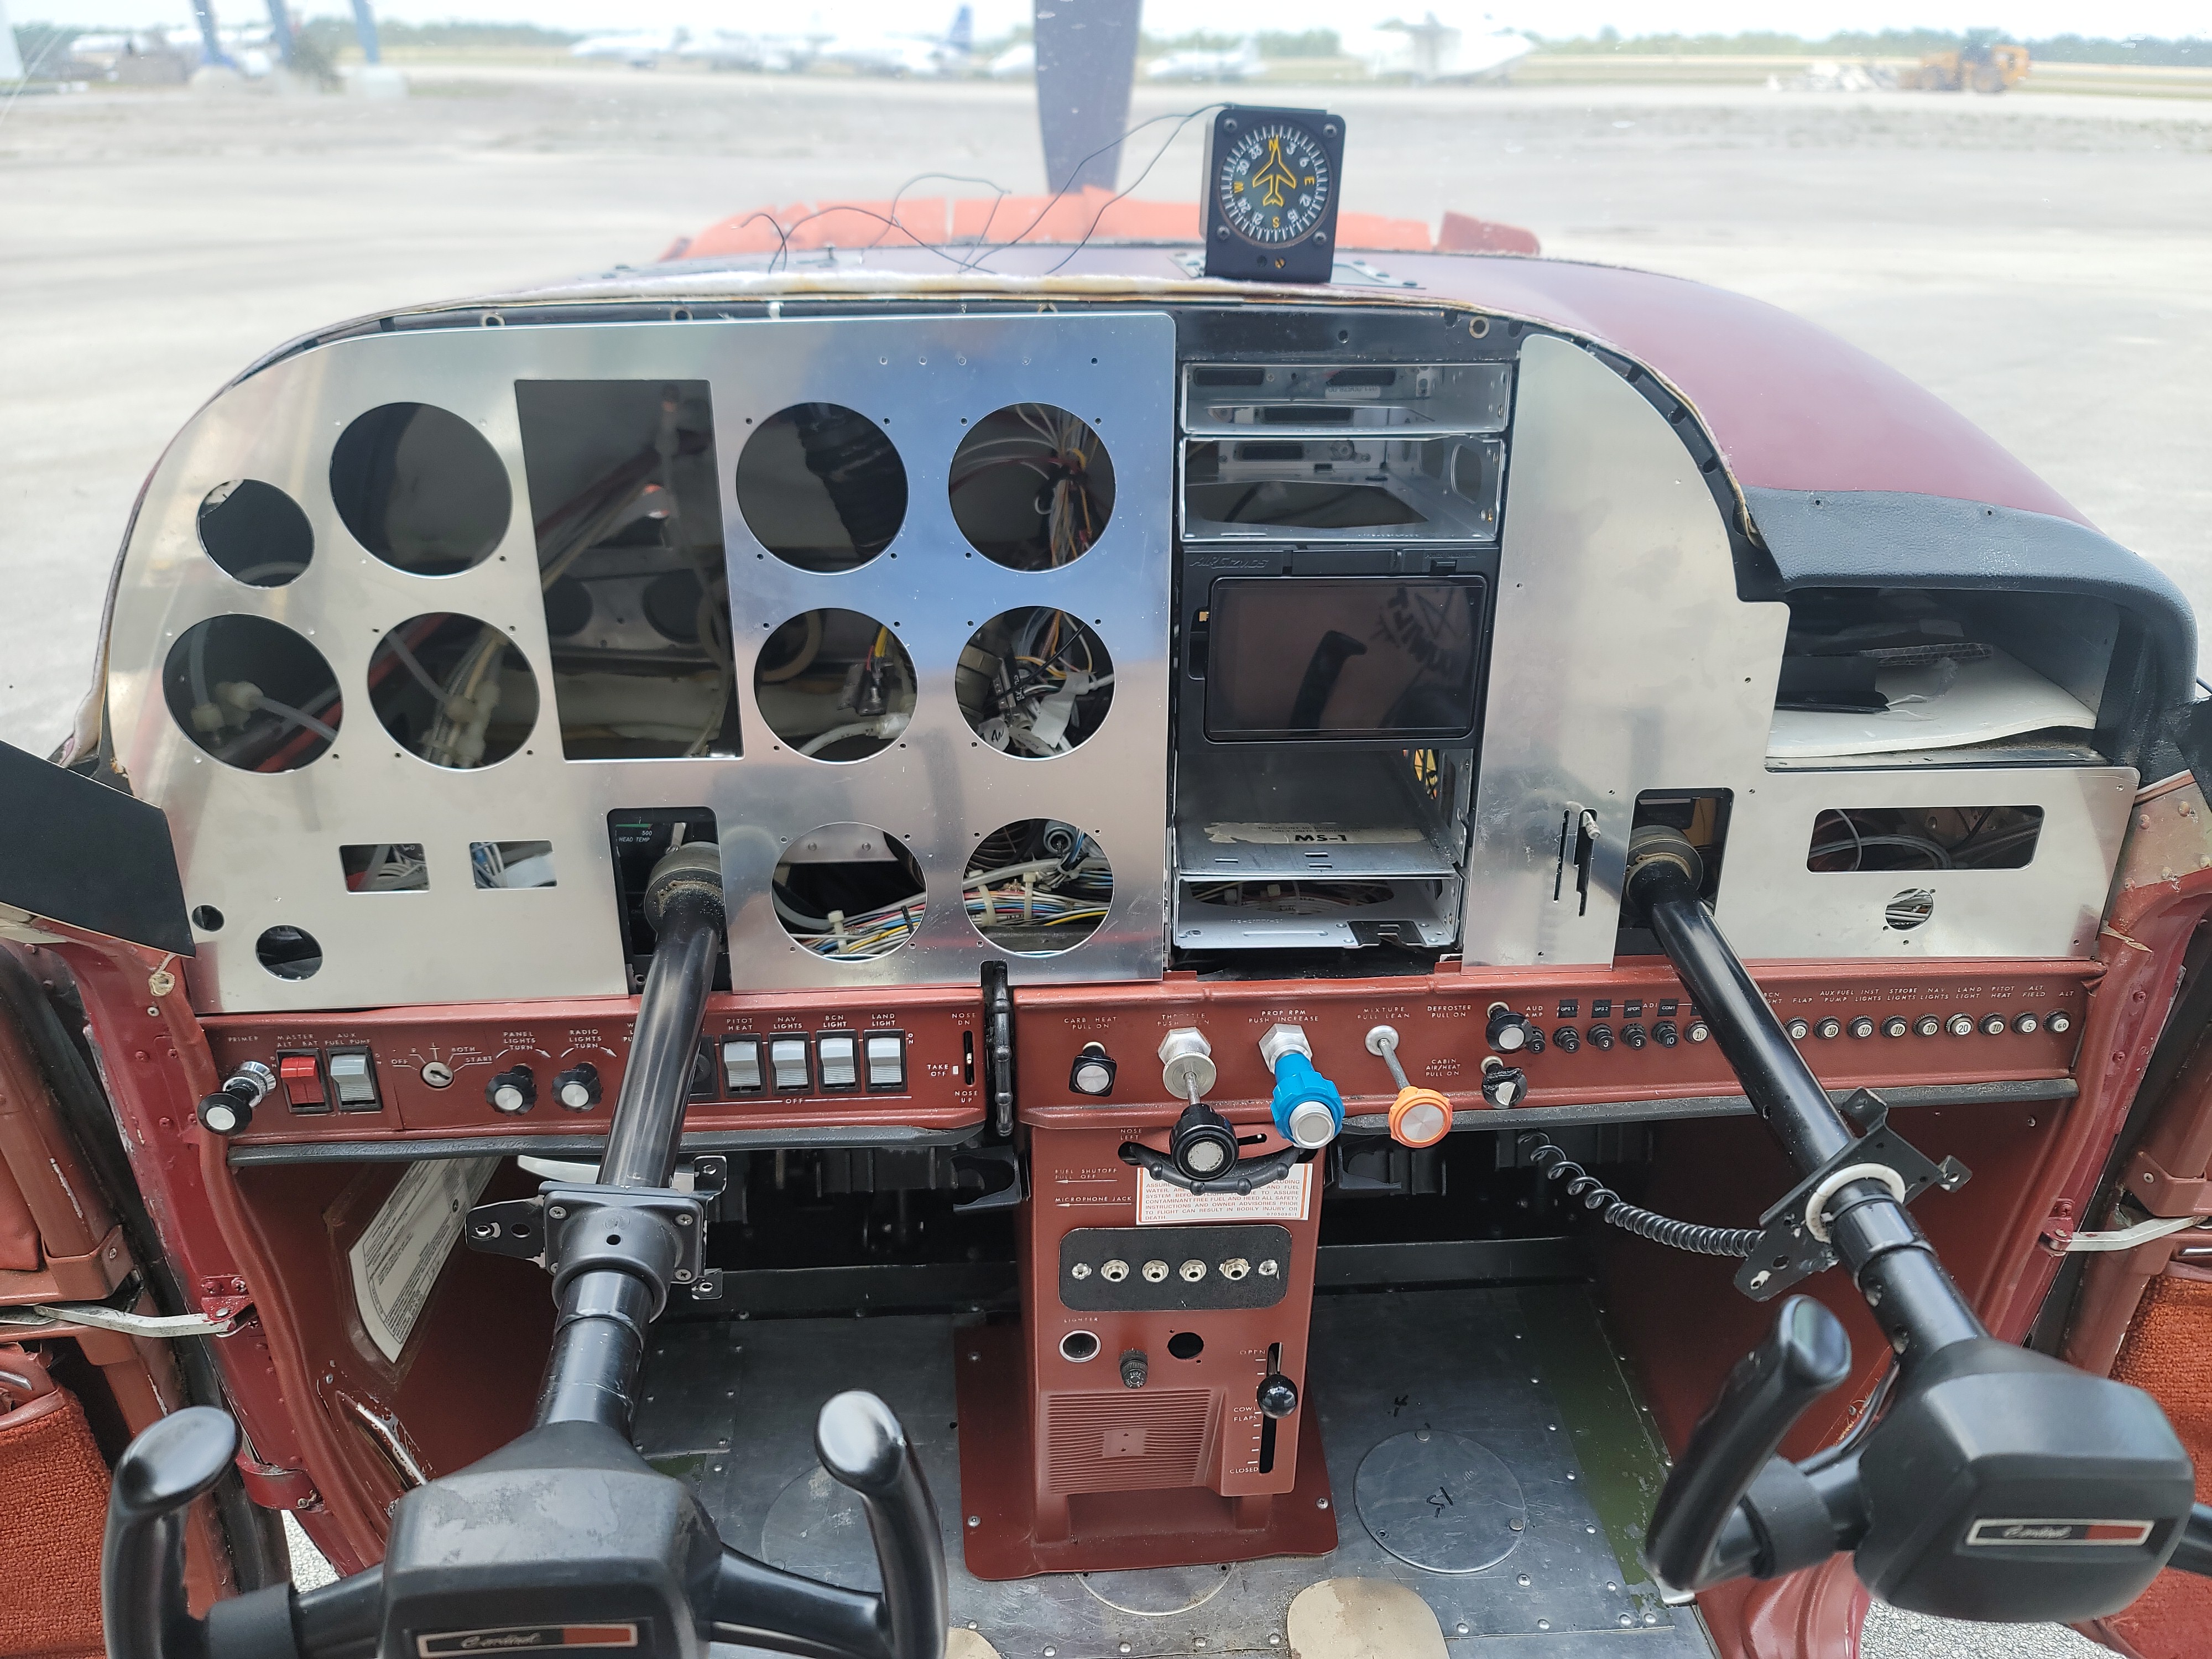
(1144, 37), (1261, 82)
(1348, 9), (1533, 82)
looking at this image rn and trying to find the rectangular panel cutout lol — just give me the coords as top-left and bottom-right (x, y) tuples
(1182, 435), (1503, 541)
(514, 380), (738, 760)
(472, 841), (556, 889)
(341, 843), (427, 893)
(1616, 791), (1731, 958)
(1203, 577), (1486, 742)
(607, 810), (728, 992)
(1807, 806), (2043, 873)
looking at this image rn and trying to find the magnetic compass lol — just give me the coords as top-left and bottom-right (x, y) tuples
(1201, 106), (1345, 283)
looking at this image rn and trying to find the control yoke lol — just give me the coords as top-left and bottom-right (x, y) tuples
(102, 844), (951, 1659)
(1623, 826), (2212, 1621)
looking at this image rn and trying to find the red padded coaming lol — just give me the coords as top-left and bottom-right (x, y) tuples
(2096, 1272), (2212, 1659)
(0, 1388), (108, 1659)
(0, 1159), (38, 1275)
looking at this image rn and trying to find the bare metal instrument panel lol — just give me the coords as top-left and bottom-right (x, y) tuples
(106, 312), (1176, 1014)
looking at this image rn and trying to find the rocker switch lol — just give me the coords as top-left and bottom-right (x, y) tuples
(864, 1034), (905, 1089)
(278, 1052), (327, 1114)
(770, 1039), (810, 1092)
(817, 1035), (858, 1090)
(721, 1039), (763, 1093)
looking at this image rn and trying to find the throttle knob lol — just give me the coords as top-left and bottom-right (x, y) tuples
(1485, 1004), (1532, 1053)
(1169, 1101), (1239, 1182)
(486, 1066), (537, 1113)
(1257, 1373), (1300, 1419)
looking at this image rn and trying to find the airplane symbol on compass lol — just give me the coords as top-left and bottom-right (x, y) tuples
(1252, 137), (1302, 207)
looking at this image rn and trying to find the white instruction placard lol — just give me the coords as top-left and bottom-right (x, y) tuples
(348, 1157), (499, 1363)
(1134, 1161), (1312, 1225)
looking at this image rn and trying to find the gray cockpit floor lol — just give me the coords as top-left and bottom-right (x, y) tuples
(632, 1287), (1714, 1658)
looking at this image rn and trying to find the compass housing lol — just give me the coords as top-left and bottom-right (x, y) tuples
(1201, 105), (1345, 284)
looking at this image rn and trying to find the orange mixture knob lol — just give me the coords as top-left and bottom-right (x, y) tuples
(1389, 1086), (1453, 1149)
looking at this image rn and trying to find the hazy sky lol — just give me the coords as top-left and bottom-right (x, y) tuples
(15, 0), (2209, 39)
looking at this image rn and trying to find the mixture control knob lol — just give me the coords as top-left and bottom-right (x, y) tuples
(1485, 1004), (1532, 1053)
(1588, 1024), (1614, 1052)
(553, 1063), (602, 1110)
(1069, 1042), (1117, 1097)
(487, 1066), (537, 1113)
(1480, 1059), (1527, 1108)
(1120, 1349), (1149, 1390)
(1622, 1022), (1647, 1050)
(1653, 1020), (1678, 1047)
(1256, 1373), (1300, 1420)
(195, 1060), (273, 1138)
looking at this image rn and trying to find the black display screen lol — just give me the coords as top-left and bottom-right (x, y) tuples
(1203, 576), (1486, 741)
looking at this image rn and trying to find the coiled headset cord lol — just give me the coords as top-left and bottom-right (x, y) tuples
(1518, 1131), (1761, 1258)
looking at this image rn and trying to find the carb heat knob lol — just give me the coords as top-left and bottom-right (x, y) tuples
(1068, 1042), (1117, 1097)
(1257, 1372), (1300, 1420)
(487, 1066), (536, 1113)
(1486, 1004), (1533, 1053)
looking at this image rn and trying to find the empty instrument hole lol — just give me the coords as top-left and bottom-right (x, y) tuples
(190, 905), (225, 932)
(368, 612), (540, 769)
(162, 615), (341, 772)
(1167, 1332), (1204, 1361)
(197, 479), (312, 586)
(737, 403), (906, 572)
(255, 925), (322, 980)
(956, 609), (1115, 757)
(331, 401), (511, 574)
(774, 825), (926, 961)
(949, 404), (1114, 570)
(756, 609), (915, 761)
(964, 821), (1111, 957)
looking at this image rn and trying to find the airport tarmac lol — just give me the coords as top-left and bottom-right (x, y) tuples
(1, 72), (2204, 1652)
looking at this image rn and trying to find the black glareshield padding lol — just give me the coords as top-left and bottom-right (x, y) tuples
(380, 1422), (723, 1659)
(1854, 1339), (2194, 1622)
(0, 741), (192, 954)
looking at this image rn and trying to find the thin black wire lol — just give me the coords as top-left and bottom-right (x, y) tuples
(752, 102), (1232, 277)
